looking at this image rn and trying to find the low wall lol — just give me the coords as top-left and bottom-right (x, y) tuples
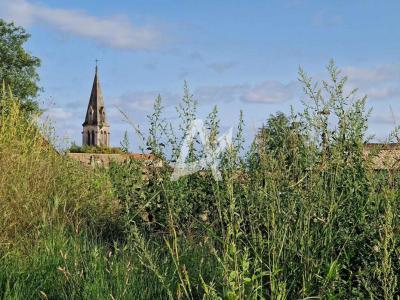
(67, 146), (400, 170)
(66, 153), (157, 168)
(364, 148), (400, 170)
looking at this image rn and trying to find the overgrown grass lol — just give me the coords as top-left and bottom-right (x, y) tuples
(1, 62), (400, 299)
(0, 90), (119, 249)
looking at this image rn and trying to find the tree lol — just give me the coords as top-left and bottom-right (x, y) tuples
(0, 19), (41, 113)
(256, 112), (307, 155)
(253, 111), (312, 182)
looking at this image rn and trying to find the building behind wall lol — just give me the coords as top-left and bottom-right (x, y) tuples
(82, 65), (110, 147)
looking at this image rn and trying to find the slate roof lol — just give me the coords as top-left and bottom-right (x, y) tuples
(82, 66), (109, 126)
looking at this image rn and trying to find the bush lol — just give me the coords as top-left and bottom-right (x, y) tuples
(112, 63), (400, 299)
(68, 143), (125, 154)
(0, 91), (120, 249)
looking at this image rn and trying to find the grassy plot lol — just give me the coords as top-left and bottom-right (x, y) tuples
(1, 63), (400, 299)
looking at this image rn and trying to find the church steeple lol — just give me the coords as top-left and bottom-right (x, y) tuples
(82, 63), (110, 147)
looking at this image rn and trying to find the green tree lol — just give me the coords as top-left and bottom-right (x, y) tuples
(253, 111), (312, 183)
(0, 19), (41, 113)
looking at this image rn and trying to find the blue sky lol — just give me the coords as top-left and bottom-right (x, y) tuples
(1, 0), (400, 150)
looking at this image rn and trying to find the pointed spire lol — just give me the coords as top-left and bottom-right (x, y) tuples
(82, 62), (108, 126)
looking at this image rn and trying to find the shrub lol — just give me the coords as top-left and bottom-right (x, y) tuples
(68, 143), (125, 154)
(0, 90), (120, 249)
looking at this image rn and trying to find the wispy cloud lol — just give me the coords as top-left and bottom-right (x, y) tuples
(188, 51), (204, 62)
(344, 65), (399, 82)
(241, 81), (298, 104)
(343, 64), (400, 101)
(369, 112), (398, 125)
(194, 64), (400, 105)
(111, 91), (178, 113)
(195, 84), (248, 103)
(0, 0), (163, 50)
(191, 81), (298, 104)
(312, 10), (343, 27)
(44, 107), (73, 121)
(208, 61), (237, 73)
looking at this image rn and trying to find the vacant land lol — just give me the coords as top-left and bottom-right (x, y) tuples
(1, 65), (400, 299)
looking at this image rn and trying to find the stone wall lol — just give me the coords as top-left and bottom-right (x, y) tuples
(364, 144), (400, 170)
(67, 145), (400, 170)
(66, 153), (158, 168)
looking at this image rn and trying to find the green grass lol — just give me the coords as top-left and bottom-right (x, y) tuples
(1, 63), (400, 299)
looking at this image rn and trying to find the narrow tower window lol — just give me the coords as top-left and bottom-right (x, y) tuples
(99, 107), (105, 123)
(89, 106), (94, 122)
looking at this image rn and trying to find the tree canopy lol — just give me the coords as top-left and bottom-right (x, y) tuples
(0, 19), (41, 113)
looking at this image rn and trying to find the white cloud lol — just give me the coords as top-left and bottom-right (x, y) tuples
(195, 84), (248, 103)
(343, 65), (398, 82)
(365, 86), (399, 99)
(241, 81), (298, 103)
(343, 64), (400, 101)
(184, 81), (298, 105)
(124, 94), (158, 112)
(111, 91), (177, 113)
(44, 107), (73, 121)
(0, 0), (163, 50)
(369, 112), (398, 125)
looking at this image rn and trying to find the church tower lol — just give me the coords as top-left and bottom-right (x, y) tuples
(82, 64), (110, 147)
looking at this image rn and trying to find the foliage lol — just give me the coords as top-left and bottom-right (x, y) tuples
(2, 62), (400, 299)
(0, 90), (119, 248)
(120, 130), (130, 153)
(107, 159), (150, 225)
(0, 19), (41, 113)
(68, 143), (125, 154)
(146, 94), (166, 157)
